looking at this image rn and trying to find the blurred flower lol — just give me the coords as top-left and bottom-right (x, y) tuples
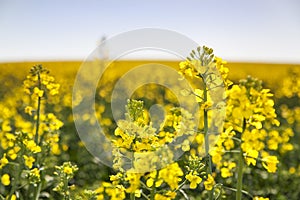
(204, 174), (215, 191)
(261, 155), (279, 173)
(1, 174), (10, 186)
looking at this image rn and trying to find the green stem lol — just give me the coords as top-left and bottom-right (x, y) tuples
(33, 71), (42, 200)
(175, 179), (187, 192)
(223, 185), (253, 198)
(34, 71), (41, 145)
(150, 184), (155, 200)
(231, 136), (242, 143)
(236, 119), (246, 200)
(203, 86), (213, 200)
(236, 149), (244, 200)
(9, 159), (21, 199)
(130, 192), (135, 200)
(179, 189), (189, 200)
(64, 177), (70, 200)
(141, 192), (150, 200)
(203, 87), (211, 173)
(224, 150), (241, 154)
(34, 183), (42, 200)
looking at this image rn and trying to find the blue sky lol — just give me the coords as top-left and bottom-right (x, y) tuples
(0, 0), (299, 63)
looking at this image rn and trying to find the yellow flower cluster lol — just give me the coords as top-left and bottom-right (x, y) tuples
(209, 76), (287, 179)
(112, 100), (195, 172)
(0, 65), (66, 199)
(53, 162), (78, 196)
(23, 65), (60, 98)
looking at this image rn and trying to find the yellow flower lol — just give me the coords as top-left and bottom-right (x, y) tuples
(63, 166), (73, 175)
(154, 192), (176, 200)
(11, 194), (17, 200)
(158, 163), (183, 190)
(289, 167), (296, 174)
(110, 173), (122, 185)
(29, 168), (41, 183)
(220, 162), (236, 178)
(51, 143), (61, 155)
(179, 61), (190, 70)
(204, 174), (215, 191)
(23, 155), (35, 169)
(96, 194), (104, 200)
(1, 174), (10, 186)
(182, 139), (190, 152)
(33, 87), (44, 97)
(24, 140), (41, 153)
(125, 172), (140, 193)
(253, 197), (269, 200)
(134, 189), (141, 198)
(154, 194), (168, 200)
(30, 168), (40, 178)
(280, 143), (294, 154)
(146, 171), (159, 187)
(185, 172), (202, 189)
(244, 149), (259, 166)
(25, 106), (34, 115)
(69, 184), (76, 190)
(105, 184), (126, 200)
(261, 156), (279, 173)
(146, 178), (154, 187)
(8, 146), (20, 160)
(0, 154), (9, 169)
(62, 144), (69, 151)
(2, 121), (12, 132)
(201, 101), (213, 111)
(221, 167), (232, 178)
(209, 147), (223, 166)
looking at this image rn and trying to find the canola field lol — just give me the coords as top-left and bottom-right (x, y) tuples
(0, 51), (300, 200)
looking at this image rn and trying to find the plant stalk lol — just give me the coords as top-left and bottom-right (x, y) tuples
(34, 183), (42, 200)
(33, 71), (42, 200)
(34, 71), (41, 145)
(236, 119), (246, 200)
(236, 149), (244, 200)
(203, 86), (213, 200)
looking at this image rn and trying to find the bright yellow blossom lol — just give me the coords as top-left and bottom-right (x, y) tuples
(23, 155), (35, 168)
(63, 166), (73, 175)
(7, 146), (20, 160)
(204, 174), (215, 191)
(1, 173), (10, 186)
(185, 172), (202, 189)
(29, 168), (41, 183)
(125, 172), (140, 193)
(33, 87), (44, 97)
(11, 194), (17, 200)
(261, 155), (279, 173)
(220, 162), (236, 178)
(25, 106), (34, 115)
(182, 139), (191, 152)
(244, 149), (259, 166)
(158, 162), (183, 190)
(253, 197), (269, 200)
(24, 140), (41, 153)
(0, 153), (9, 169)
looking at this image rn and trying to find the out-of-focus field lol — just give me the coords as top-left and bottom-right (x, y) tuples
(1, 61), (298, 84)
